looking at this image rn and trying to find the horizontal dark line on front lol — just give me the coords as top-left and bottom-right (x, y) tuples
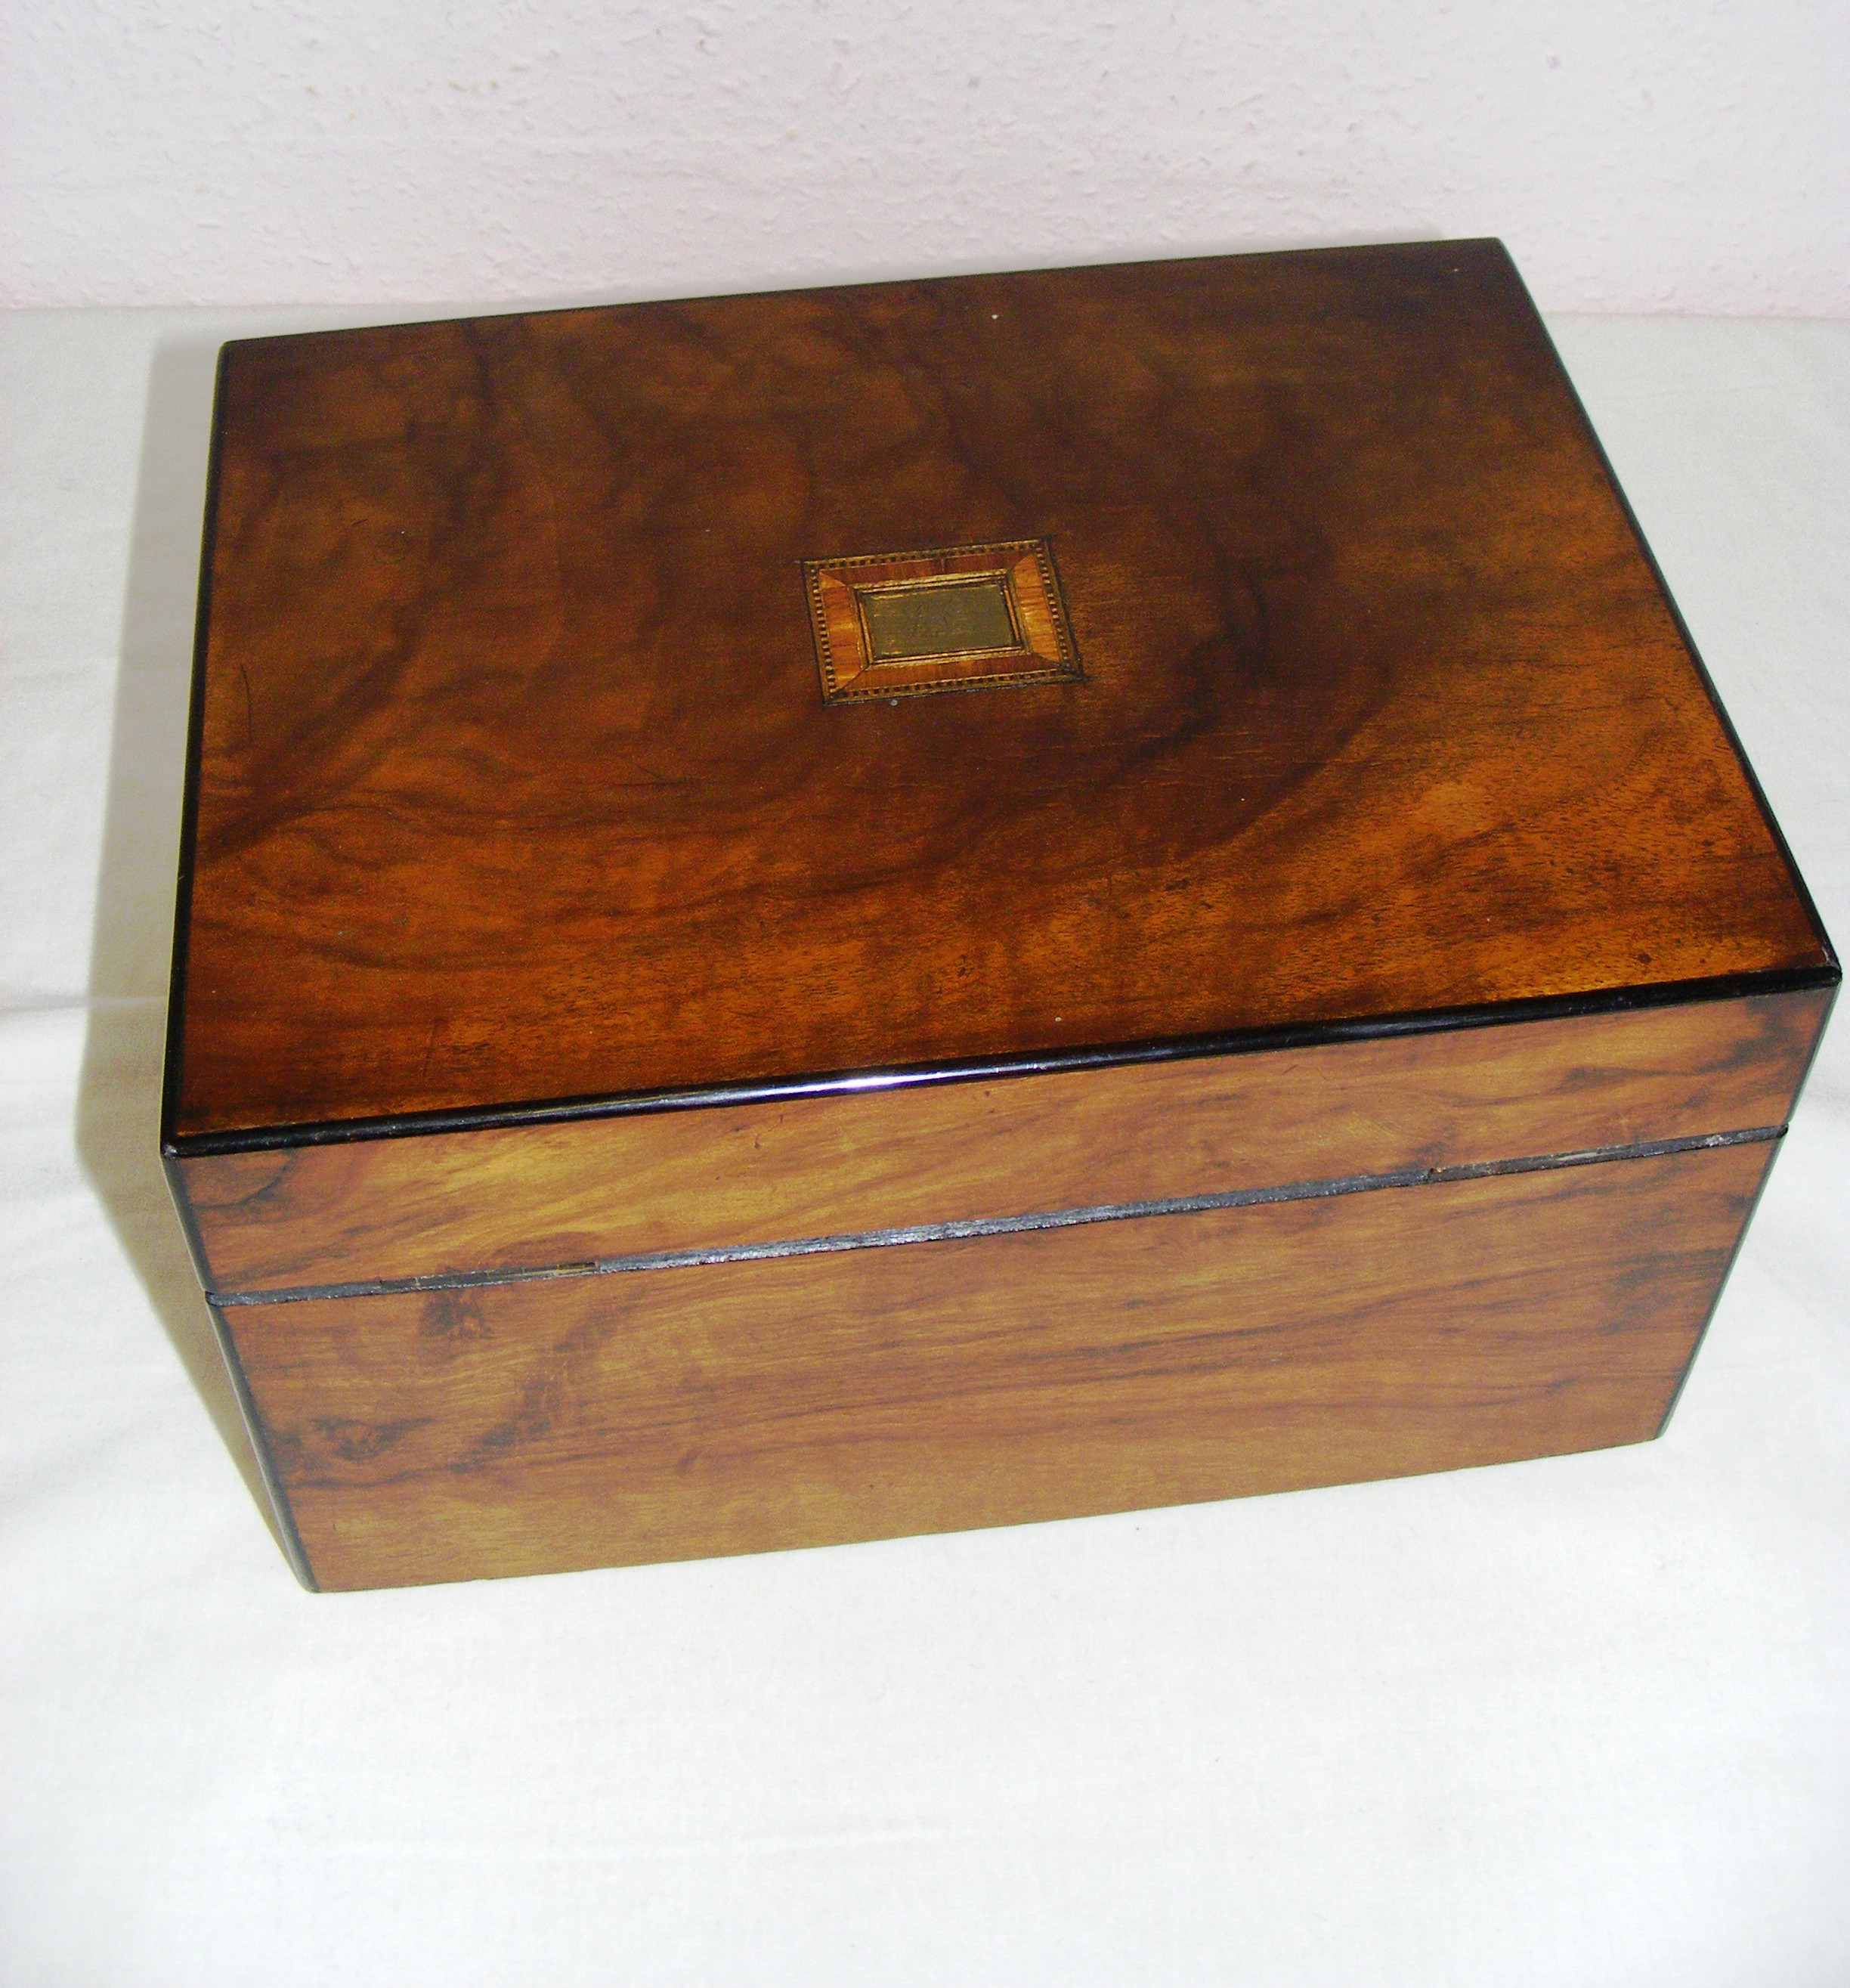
(212, 1123), (1782, 1308)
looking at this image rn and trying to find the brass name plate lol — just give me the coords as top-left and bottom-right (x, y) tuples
(804, 537), (1082, 704)
(858, 572), (1020, 663)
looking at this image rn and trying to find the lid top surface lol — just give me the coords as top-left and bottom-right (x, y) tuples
(170, 239), (1830, 1142)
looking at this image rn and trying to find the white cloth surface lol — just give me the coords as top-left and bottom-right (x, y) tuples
(2, 305), (1845, 1988)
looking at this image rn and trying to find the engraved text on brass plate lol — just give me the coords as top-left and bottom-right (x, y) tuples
(804, 538), (1081, 704)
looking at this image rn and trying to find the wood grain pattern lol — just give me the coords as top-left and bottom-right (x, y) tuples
(229, 1138), (1772, 1591)
(169, 239), (1830, 1141)
(180, 987), (1824, 1296)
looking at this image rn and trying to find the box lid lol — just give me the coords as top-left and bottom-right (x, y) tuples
(164, 240), (1835, 1150)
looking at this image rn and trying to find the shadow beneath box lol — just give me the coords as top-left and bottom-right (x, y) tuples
(72, 329), (284, 1554)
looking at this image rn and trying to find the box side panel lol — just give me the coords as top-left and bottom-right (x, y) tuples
(228, 1138), (1771, 1591)
(181, 987), (1824, 1297)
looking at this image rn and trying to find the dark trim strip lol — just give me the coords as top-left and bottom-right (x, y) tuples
(212, 1123), (1782, 1308)
(1653, 977), (1839, 1438)
(1655, 1133), (1785, 1439)
(163, 965), (1836, 1158)
(159, 342), (231, 1155)
(1513, 244), (1839, 979)
(161, 1144), (218, 1296)
(205, 1299), (320, 1590)
(1780, 972), (1841, 1115)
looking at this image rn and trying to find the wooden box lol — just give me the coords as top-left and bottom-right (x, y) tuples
(162, 240), (1837, 1591)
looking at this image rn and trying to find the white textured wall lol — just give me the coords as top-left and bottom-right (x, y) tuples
(5, 0), (1847, 314)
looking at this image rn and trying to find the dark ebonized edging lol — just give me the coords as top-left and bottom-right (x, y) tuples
(1517, 255), (1840, 981)
(163, 964), (1837, 1160)
(203, 1299), (320, 1590)
(159, 342), (230, 1169)
(1654, 1128), (1788, 1442)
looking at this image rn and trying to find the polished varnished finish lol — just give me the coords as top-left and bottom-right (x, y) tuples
(228, 1140), (1773, 1591)
(178, 987), (1826, 1298)
(165, 240), (1837, 1592)
(168, 239), (1829, 1142)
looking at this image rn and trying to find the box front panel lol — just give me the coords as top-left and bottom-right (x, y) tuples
(225, 1138), (1773, 1590)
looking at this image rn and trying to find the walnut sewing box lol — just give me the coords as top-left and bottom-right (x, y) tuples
(162, 240), (1837, 1590)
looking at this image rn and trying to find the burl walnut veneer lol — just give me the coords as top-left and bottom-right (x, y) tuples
(162, 240), (1836, 1590)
